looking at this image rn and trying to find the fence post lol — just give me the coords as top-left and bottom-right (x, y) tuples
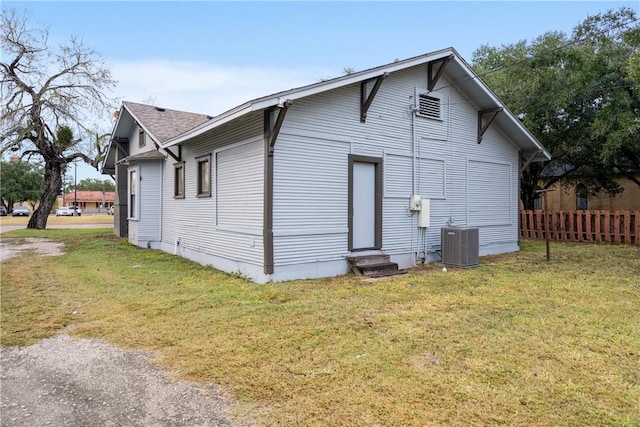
(623, 211), (630, 243)
(528, 210), (534, 239)
(614, 211), (621, 243)
(633, 211), (640, 246)
(535, 211), (542, 240)
(576, 211), (583, 242)
(567, 211), (573, 241)
(543, 191), (550, 261)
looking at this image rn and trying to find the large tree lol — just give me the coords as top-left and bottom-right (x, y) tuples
(472, 7), (639, 209)
(0, 9), (115, 228)
(70, 178), (115, 192)
(0, 158), (44, 212)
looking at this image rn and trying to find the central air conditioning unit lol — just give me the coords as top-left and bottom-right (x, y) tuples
(441, 227), (479, 268)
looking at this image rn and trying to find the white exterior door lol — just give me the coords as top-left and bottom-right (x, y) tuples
(352, 162), (376, 249)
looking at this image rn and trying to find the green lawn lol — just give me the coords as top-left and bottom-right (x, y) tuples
(1, 229), (639, 426)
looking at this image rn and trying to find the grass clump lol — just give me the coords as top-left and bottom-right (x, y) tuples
(1, 231), (639, 426)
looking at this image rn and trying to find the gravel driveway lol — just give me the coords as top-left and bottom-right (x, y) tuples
(0, 335), (245, 427)
(1, 234), (247, 426)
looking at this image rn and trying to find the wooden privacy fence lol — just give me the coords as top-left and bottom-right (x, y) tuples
(520, 210), (640, 245)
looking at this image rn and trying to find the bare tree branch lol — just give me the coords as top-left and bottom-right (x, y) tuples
(1, 8), (117, 229)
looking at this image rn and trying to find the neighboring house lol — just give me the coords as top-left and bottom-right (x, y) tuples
(102, 48), (551, 283)
(539, 176), (640, 211)
(56, 191), (116, 212)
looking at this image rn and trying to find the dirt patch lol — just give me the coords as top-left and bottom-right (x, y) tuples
(0, 236), (250, 426)
(0, 237), (65, 261)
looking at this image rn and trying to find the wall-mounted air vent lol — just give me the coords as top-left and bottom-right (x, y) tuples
(418, 94), (441, 119)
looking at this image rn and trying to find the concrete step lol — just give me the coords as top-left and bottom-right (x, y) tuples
(347, 254), (391, 268)
(359, 262), (399, 275)
(366, 269), (408, 278)
(347, 254), (403, 277)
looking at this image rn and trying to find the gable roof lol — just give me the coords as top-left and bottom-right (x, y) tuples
(159, 47), (550, 162)
(101, 102), (211, 174)
(119, 101), (212, 144)
(102, 47), (551, 176)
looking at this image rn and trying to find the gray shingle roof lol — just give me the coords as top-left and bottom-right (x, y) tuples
(123, 101), (212, 144)
(124, 150), (167, 162)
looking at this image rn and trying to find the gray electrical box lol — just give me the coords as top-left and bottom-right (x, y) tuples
(441, 227), (479, 268)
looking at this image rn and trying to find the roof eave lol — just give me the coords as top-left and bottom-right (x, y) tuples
(100, 105), (127, 174)
(162, 49), (457, 148)
(162, 47), (550, 161)
(450, 54), (550, 161)
(121, 102), (161, 145)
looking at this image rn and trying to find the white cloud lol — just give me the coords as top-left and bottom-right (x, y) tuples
(75, 60), (337, 181)
(110, 60), (336, 116)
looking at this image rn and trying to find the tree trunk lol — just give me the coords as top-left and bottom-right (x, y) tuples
(520, 162), (546, 210)
(27, 160), (62, 229)
(520, 171), (538, 210)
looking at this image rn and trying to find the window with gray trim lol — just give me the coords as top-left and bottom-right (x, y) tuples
(418, 94), (441, 119)
(196, 155), (211, 197)
(174, 162), (185, 198)
(129, 168), (137, 218)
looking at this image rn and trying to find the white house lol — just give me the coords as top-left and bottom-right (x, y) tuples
(102, 48), (551, 283)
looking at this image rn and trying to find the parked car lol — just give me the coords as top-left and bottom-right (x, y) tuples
(0, 206), (7, 216)
(56, 207), (73, 216)
(68, 205), (82, 216)
(107, 206), (114, 215)
(12, 206), (30, 217)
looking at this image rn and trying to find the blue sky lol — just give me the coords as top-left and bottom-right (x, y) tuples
(4, 1), (638, 181)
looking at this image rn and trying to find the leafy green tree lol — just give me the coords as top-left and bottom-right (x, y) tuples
(0, 9), (115, 228)
(70, 178), (115, 192)
(0, 159), (44, 212)
(576, 9), (640, 187)
(473, 7), (639, 209)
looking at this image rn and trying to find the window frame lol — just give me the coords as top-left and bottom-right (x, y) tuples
(533, 193), (543, 210)
(138, 129), (146, 148)
(576, 184), (588, 210)
(128, 166), (139, 220)
(196, 154), (212, 198)
(174, 162), (185, 199)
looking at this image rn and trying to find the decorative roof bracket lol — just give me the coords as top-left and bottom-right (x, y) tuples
(520, 150), (541, 174)
(477, 107), (503, 143)
(266, 100), (292, 155)
(360, 73), (388, 123)
(113, 137), (129, 159)
(427, 54), (454, 91)
(164, 145), (182, 162)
